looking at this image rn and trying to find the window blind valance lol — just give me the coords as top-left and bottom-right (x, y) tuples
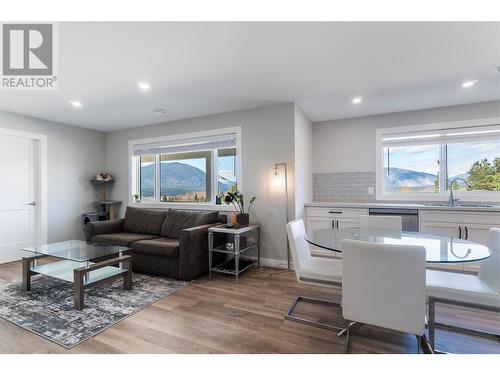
(381, 124), (500, 147)
(132, 133), (237, 156)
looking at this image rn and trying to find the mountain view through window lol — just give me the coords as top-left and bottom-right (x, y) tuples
(139, 148), (237, 203)
(383, 139), (500, 193)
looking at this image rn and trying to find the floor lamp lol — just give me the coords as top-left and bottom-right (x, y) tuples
(270, 162), (291, 277)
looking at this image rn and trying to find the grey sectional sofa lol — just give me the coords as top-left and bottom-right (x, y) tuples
(85, 207), (225, 280)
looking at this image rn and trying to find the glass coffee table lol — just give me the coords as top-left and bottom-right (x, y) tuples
(21, 240), (133, 310)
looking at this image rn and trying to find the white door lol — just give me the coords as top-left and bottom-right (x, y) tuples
(0, 134), (38, 263)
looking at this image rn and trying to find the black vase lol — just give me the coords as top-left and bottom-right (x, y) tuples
(236, 213), (249, 226)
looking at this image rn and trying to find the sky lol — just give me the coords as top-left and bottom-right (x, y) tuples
(385, 140), (500, 177)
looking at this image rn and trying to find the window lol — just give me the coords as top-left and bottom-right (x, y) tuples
(446, 140), (500, 192)
(140, 155), (155, 202)
(217, 148), (237, 195)
(130, 129), (240, 205)
(376, 119), (500, 201)
(384, 144), (440, 193)
(160, 151), (211, 202)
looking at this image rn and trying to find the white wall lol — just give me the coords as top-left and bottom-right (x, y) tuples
(313, 100), (500, 173)
(0, 111), (105, 242)
(294, 106), (313, 218)
(105, 103), (295, 265)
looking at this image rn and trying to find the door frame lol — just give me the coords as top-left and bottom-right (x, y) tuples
(0, 127), (48, 245)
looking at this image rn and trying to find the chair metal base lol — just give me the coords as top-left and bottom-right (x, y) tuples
(284, 296), (344, 331)
(342, 323), (434, 354)
(429, 297), (500, 352)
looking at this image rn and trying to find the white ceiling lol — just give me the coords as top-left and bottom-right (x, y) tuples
(1, 22), (499, 132)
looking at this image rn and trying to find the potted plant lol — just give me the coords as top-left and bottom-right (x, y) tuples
(224, 186), (256, 226)
(133, 194), (140, 203)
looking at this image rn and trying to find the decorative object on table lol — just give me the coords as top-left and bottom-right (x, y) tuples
(95, 172), (113, 181)
(0, 273), (189, 349)
(208, 224), (261, 282)
(133, 193), (140, 203)
(89, 176), (121, 221)
(229, 212), (237, 226)
(270, 162), (291, 274)
(224, 186), (256, 227)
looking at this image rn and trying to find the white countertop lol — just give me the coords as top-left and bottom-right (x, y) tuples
(305, 201), (500, 212)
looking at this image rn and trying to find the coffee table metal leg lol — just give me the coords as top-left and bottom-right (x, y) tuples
(22, 257), (31, 291)
(74, 269), (85, 310)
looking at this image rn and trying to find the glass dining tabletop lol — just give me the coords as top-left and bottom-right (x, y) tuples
(305, 228), (491, 263)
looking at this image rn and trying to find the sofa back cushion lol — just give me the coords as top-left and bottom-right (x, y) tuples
(197, 211), (220, 226)
(123, 206), (167, 235)
(160, 209), (219, 238)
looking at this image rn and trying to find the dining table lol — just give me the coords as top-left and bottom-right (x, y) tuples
(304, 228), (492, 264)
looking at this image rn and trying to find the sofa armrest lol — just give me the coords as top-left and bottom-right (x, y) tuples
(178, 223), (223, 280)
(85, 218), (124, 243)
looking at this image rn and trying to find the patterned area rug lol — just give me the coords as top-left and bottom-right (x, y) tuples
(0, 273), (189, 349)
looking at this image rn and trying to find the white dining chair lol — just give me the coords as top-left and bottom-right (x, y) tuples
(359, 215), (402, 231)
(284, 219), (344, 331)
(341, 239), (432, 353)
(426, 228), (500, 350)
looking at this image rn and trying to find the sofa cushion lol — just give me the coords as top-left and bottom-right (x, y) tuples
(123, 207), (167, 235)
(197, 211), (220, 226)
(133, 238), (180, 258)
(92, 232), (159, 247)
(160, 209), (219, 238)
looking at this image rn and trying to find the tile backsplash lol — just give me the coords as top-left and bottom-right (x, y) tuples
(313, 172), (376, 202)
(313, 172), (497, 205)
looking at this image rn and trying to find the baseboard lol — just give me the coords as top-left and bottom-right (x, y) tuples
(247, 256), (293, 270)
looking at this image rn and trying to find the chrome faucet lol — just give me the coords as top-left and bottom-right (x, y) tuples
(448, 177), (471, 206)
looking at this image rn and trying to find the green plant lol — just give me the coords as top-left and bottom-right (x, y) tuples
(224, 188), (256, 214)
(133, 193), (139, 200)
(468, 158), (500, 191)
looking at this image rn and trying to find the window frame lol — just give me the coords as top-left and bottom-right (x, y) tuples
(129, 127), (241, 210)
(375, 117), (500, 202)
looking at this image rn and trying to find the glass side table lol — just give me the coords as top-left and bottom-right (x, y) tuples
(208, 224), (261, 282)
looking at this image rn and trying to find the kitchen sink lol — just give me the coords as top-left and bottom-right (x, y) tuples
(425, 203), (494, 208)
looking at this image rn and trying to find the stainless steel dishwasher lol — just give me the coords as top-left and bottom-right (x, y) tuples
(368, 208), (419, 231)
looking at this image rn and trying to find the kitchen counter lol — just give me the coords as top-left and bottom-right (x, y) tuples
(305, 202), (500, 212)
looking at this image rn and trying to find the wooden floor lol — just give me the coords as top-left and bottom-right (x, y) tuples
(0, 261), (499, 354)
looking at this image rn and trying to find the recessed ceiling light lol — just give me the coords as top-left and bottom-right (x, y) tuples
(69, 100), (82, 108)
(138, 81), (150, 90)
(461, 80), (477, 88)
(352, 97), (363, 104)
(153, 108), (167, 115)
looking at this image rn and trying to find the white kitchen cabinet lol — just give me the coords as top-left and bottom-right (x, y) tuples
(305, 207), (368, 258)
(306, 207), (368, 230)
(419, 221), (463, 271)
(305, 217), (337, 257)
(420, 210), (500, 273)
